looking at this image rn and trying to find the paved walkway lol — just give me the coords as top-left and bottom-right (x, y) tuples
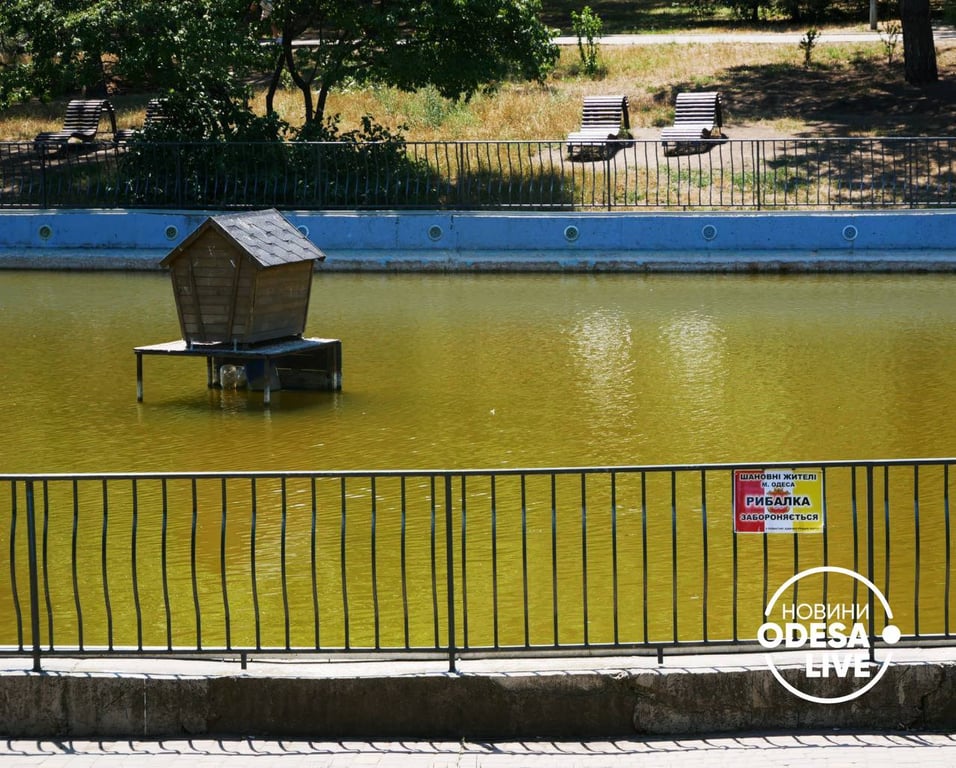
(553, 23), (956, 45)
(2, 733), (956, 766)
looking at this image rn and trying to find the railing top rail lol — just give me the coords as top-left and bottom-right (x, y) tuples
(2, 457), (953, 482)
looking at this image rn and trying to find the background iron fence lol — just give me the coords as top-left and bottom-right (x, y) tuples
(2, 460), (954, 672)
(2, 138), (954, 211)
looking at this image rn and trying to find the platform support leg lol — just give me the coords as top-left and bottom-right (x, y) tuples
(136, 353), (143, 402)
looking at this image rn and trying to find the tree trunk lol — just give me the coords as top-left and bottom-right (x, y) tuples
(899, 0), (938, 84)
(265, 51), (284, 117)
(283, 40), (314, 124)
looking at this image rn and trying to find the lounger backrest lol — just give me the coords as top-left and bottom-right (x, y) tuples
(60, 100), (109, 137)
(579, 95), (630, 131)
(143, 99), (169, 128)
(672, 92), (722, 129)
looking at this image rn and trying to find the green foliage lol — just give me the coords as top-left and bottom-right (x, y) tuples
(879, 21), (902, 65)
(287, 114), (438, 206)
(799, 27), (820, 68)
(690, 0), (719, 20)
(119, 114), (439, 208)
(724, 0), (766, 23)
(570, 5), (603, 77)
(0, 0), (271, 126)
(721, 0), (829, 24)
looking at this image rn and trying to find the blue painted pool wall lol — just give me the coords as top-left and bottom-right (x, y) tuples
(0, 209), (953, 269)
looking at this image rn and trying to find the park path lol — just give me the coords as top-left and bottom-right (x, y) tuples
(3, 732), (956, 767)
(554, 23), (956, 46)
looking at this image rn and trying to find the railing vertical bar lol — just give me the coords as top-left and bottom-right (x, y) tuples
(101, 479), (113, 651)
(641, 471), (649, 645)
(913, 465), (921, 637)
(340, 477), (350, 650)
(11, 481), (23, 651)
(866, 465), (876, 657)
(700, 470), (708, 642)
(160, 479), (170, 650)
(460, 475), (468, 649)
(41, 481), (53, 650)
(883, 466), (891, 622)
(400, 477), (410, 649)
(670, 470), (678, 644)
(851, 467), (860, 607)
(521, 474), (530, 648)
(281, 477), (290, 651)
(792, 528), (800, 611)
(190, 477), (201, 650)
(611, 471), (619, 645)
(761, 498), (769, 632)
(551, 474), (558, 645)
(251, 477), (261, 651)
(221, 478), (231, 650)
(444, 474), (457, 673)
(310, 477), (320, 650)
(581, 472), (589, 647)
(822, 468), (829, 606)
(491, 475), (500, 649)
(25, 481), (42, 671)
(131, 479), (142, 650)
(731, 468), (739, 642)
(371, 476), (380, 650)
(430, 476), (439, 648)
(945, 464), (952, 636)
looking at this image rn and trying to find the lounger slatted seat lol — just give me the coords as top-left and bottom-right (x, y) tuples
(567, 95), (631, 159)
(660, 91), (724, 156)
(33, 99), (117, 149)
(114, 99), (169, 143)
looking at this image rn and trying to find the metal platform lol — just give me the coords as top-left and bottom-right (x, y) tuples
(135, 337), (342, 405)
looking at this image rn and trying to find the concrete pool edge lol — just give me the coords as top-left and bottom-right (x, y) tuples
(1, 209), (954, 272)
(2, 651), (955, 738)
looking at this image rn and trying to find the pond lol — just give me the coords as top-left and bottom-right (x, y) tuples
(3, 270), (955, 474)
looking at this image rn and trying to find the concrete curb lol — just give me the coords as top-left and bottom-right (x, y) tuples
(3, 659), (956, 738)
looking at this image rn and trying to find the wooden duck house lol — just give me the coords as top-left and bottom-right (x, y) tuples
(160, 209), (326, 347)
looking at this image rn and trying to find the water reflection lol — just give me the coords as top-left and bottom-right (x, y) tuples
(567, 308), (635, 421)
(2, 271), (956, 473)
(658, 310), (729, 452)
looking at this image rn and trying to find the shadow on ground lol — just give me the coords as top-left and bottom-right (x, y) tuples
(704, 48), (956, 135)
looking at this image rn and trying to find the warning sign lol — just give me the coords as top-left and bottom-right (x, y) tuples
(734, 469), (824, 534)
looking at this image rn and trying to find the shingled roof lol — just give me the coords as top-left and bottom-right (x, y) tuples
(161, 208), (326, 268)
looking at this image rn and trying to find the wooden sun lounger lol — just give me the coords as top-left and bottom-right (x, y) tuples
(33, 99), (117, 149)
(114, 99), (169, 143)
(566, 95), (631, 159)
(660, 91), (724, 156)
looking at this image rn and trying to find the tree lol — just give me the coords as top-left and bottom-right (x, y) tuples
(899, 0), (938, 84)
(0, 0), (273, 136)
(263, 0), (559, 129)
(0, 0), (115, 105)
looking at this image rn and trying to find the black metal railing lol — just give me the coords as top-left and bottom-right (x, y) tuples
(2, 138), (954, 210)
(2, 459), (954, 671)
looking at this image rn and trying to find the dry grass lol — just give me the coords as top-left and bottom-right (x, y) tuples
(3, 40), (954, 141)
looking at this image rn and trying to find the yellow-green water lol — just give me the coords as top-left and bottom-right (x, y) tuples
(2, 271), (955, 649)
